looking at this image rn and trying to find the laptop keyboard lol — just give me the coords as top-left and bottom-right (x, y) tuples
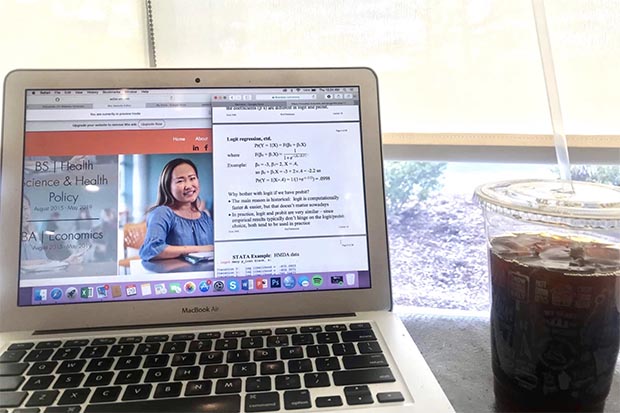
(0, 322), (406, 412)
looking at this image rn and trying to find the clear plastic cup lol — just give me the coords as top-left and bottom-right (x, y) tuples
(474, 179), (620, 412)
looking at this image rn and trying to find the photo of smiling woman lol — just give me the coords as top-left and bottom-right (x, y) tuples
(139, 158), (214, 261)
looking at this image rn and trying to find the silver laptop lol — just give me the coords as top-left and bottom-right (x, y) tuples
(0, 68), (453, 413)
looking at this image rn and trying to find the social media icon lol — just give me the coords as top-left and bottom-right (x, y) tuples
(199, 280), (210, 293)
(96, 286), (108, 298)
(345, 273), (356, 286)
(50, 288), (63, 300)
(283, 275), (296, 289)
(112, 285), (123, 298)
(34, 289), (47, 301)
(331, 275), (344, 286)
(227, 279), (239, 291)
(141, 283), (152, 296)
(65, 287), (78, 299)
(298, 276), (310, 288)
(80, 287), (93, 299)
(169, 283), (182, 294)
(270, 277), (281, 288)
(213, 280), (225, 292)
(125, 284), (137, 296)
(312, 275), (323, 287)
(184, 281), (196, 294)
(154, 283), (167, 295)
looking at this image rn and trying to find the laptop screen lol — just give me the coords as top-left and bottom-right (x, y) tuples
(18, 86), (370, 306)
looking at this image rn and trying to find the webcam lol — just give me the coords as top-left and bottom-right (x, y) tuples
(194, 77), (201, 84)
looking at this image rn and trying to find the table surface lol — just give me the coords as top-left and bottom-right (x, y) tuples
(398, 310), (620, 413)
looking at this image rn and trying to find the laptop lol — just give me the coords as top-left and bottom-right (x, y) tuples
(0, 68), (453, 412)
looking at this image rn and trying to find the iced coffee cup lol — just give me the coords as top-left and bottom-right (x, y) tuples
(474, 179), (620, 412)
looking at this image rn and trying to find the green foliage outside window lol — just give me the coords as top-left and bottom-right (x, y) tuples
(383, 161), (446, 217)
(567, 165), (620, 186)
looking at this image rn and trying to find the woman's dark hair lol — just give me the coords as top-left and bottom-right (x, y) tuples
(149, 158), (200, 212)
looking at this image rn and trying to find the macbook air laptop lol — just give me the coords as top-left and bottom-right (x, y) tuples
(0, 68), (453, 412)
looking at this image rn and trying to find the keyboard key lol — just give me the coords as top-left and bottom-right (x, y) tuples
(254, 348), (276, 361)
(358, 341), (382, 354)
(275, 327), (297, 335)
(122, 384), (152, 401)
(185, 380), (212, 396)
(144, 368), (172, 383)
(171, 334), (195, 341)
(300, 326), (322, 333)
(153, 382), (182, 398)
(114, 370), (143, 385)
(0, 362), (28, 376)
(57, 360), (86, 374)
(114, 356), (142, 370)
(303, 372), (330, 388)
(53, 373), (85, 389)
(135, 343), (160, 356)
(12, 408), (41, 413)
(8, 343), (34, 351)
(85, 358), (114, 372)
(143, 354), (169, 368)
(344, 385), (373, 405)
(83, 395), (240, 412)
(287, 359), (313, 373)
(199, 351), (224, 365)
(275, 374), (301, 390)
(26, 390), (59, 407)
(0, 350), (26, 363)
(215, 378), (242, 394)
(84, 372), (114, 387)
(173, 366), (200, 381)
(118, 336), (142, 344)
(316, 333), (339, 344)
(108, 345), (134, 357)
(0, 391), (27, 408)
(58, 388), (91, 405)
(246, 376), (272, 392)
(241, 337), (263, 349)
(316, 357), (341, 371)
(214, 339), (238, 351)
(80, 347), (107, 359)
(280, 347), (303, 360)
(64, 340), (90, 348)
(377, 391), (405, 403)
(332, 343), (356, 356)
(24, 349), (53, 362)
(35, 341), (62, 349)
(144, 335), (169, 343)
(53, 348), (81, 361)
(46, 405), (83, 413)
(90, 386), (121, 404)
(197, 332), (221, 339)
(188, 340), (212, 352)
(249, 329), (272, 337)
(162, 342), (186, 354)
(232, 363), (256, 377)
(171, 353), (196, 366)
(266, 336), (288, 347)
(91, 338), (115, 346)
(260, 361), (285, 375)
(227, 350), (250, 363)
(291, 334), (314, 346)
(349, 323), (372, 330)
(325, 324), (347, 332)
(224, 330), (246, 338)
(0, 375), (24, 391)
(306, 345), (330, 358)
(284, 389), (312, 410)
(23, 375), (54, 390)
(27, 362), (58, 376)
(341, 330), (376, 342)
(333, 367), (395, 385)
(245, 392), (280, 412)
(315, 395), (343, 408)
(343, 354), (388, 369)
(203, 364), (229, 379)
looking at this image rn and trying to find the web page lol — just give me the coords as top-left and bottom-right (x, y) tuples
(18, 87), (370, 306)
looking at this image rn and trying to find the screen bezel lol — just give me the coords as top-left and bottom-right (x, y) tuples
(0, 68), (391, 332)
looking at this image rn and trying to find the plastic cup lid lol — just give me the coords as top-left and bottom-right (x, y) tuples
(474, 179), (620, 229)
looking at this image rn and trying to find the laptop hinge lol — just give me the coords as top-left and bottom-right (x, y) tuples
(33, 312), (357, 336)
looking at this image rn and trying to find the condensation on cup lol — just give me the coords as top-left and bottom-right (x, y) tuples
(474, 179), (620, 412)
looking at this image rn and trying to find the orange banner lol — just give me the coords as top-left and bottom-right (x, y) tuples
(25, 129), (213, 156)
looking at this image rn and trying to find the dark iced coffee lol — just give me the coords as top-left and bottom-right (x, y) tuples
(490, 233), (620, 411)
